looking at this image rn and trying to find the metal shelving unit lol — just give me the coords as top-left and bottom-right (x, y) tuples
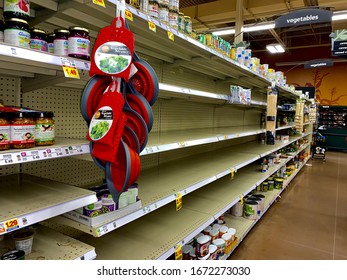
(222, 155), (312, 259)
(0, 137), (89, 166)
(74, 143), (310, 260)
(55, 135), (310, 238)
(0, 174), (97, 236)
(0, 225), (96, 260)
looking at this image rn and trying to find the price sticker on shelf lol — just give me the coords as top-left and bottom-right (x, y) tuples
(230, 168), (235, 179)
(1, 154), (13, 164)
(175, 243), (183, 260)
(60, 57), (80, 79)
(167, 30), (174, 41)
(31, 151), (40, 160)
(92, 0), (105, 7)
(125, 10), (133, 21)
(55, 148), (63, 156)
(4, 218), (19, 233)
(240, 194), (244, 206)
(178, 142), (186, 147)
(148, 21), (156, 32)
(176, 192), (182, 211)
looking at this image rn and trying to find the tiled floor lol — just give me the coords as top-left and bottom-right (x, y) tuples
(229, 151), (347, 260)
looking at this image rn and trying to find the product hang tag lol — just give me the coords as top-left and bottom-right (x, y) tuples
(125, 10), (133, 21)
(60, 57), (80, 79)
(175, 244), (183, 260)
(176, 192), (182, 211)
(92, 0), (106, 7)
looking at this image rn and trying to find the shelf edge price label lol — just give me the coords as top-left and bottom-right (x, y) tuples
(240, 194), (244, 206)
(148, 21), (156, 32)
(4, 218), (19, 233)
(175, 243), (183, 260)
(176, 192), (182, 211)
(230, 168), (235, 179)
(60, 57), (80, 79)
(92, 0), (105, 7)
(125, 10), (133, 21)
(167, 30), (174, 41)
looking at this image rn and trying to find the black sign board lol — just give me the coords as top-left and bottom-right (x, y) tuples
(275, 9), (332, 28)
(295, 86), (316, 99)
(304, 59), (334, 68)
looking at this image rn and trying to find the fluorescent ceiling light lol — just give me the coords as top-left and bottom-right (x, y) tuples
(212, 29), (236, 36)
(332, 13), (347, 21)
(243, 23), (275, 32)
(266, 44), (285, 53)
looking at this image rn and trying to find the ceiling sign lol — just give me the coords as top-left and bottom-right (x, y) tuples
(304, 59), (334, 68)
(275, 9), (332, 28)
(332, 30), (347, 57)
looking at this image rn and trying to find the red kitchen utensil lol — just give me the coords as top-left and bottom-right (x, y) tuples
(122, 125), (141, 153)
(105, 140), (131, 202)
(123, 107), (148, 152)
(130, 57), (159, 106)
(126, 89), (154, 132)
(88, 78), (127, 163)
(128, 146), (140, 185)
(80, 75), (112, 124)
(90, 17), (134, 81)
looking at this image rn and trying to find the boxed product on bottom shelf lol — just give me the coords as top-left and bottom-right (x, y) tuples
(63, 182), (142, 227)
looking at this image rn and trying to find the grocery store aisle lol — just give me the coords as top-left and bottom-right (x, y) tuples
(229, 151), (347, 260)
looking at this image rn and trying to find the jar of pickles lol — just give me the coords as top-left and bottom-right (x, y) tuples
(35, 112), (55, 146)
(184, 16), (192, 35)
(178, 12), (185, 32)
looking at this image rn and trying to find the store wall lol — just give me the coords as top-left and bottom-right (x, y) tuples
(285, 64), (347, 106)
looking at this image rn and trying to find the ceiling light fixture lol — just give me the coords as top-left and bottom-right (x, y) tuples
(266, 44), (285, 53)
(212, 10), (347, 36)
(332, 13), (347, 21)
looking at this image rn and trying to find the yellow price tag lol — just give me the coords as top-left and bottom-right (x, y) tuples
(175, 244), (183, 260)
(125, 10), (133, 21)
(4, 218), (19, 232)
(230, 168), (235, 179)
(92, 0), (105, 7)
(240, 195), (244, 206)
(167, 31), (174, 41)
(176, 192), (182, 211)
(62, 66), (80, 79)
(148, 21), (156, 32)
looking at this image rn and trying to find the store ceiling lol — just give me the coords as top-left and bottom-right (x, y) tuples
(180, 0), (347, 62)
